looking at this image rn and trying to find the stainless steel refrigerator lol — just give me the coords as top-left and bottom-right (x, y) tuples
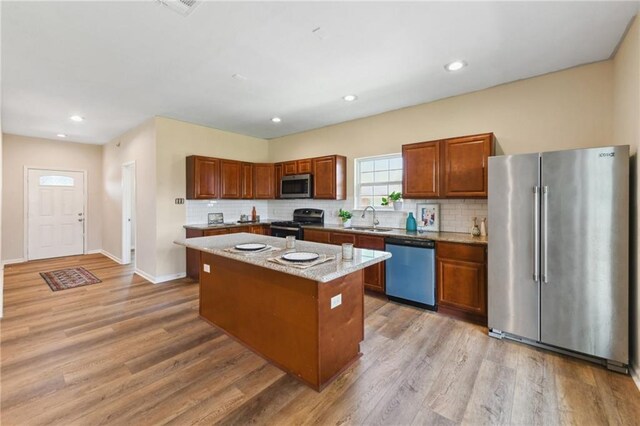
(488, 145), (629, 372)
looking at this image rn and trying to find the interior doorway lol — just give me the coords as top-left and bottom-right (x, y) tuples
(121, 162), (136, 265)
(26, 168), (86, 260)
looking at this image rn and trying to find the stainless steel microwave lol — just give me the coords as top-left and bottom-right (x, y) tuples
(280, 174), (313, 199)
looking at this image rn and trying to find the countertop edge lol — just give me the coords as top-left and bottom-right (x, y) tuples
(175, 234), (391, 283)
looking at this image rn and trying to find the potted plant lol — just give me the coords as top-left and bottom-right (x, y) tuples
(338, 208), (353, 228)
(381, 191), (403, 211)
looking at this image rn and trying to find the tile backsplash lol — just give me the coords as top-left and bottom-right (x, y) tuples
(186, 200), (269, 224)
(187, 198), (487, 234)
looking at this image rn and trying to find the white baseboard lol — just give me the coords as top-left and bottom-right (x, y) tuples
(2, 258), (26, 266)
(100, 250), (123, 264)
(631, 366), (640, 391)
(134, 268), (155, 283)
(134, 268), (186, 284)
(86, 249), (102, 255)
(154, 272), (187, 284)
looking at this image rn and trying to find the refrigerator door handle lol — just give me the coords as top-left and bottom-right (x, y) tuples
(542, 186), (549, 283)
(533, 186), (540, 282)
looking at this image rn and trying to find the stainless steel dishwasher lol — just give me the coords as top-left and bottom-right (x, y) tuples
(384, 237), (436, 310)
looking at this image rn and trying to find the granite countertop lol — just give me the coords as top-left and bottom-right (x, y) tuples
(184, 221), (275, 230)
(174, 233), (391, 283)
(303, 224), (488, 245)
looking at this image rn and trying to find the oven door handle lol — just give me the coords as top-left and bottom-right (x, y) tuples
(270, 225), (300, 232)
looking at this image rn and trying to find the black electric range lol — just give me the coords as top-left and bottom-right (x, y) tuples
(270, 208), (324, 239)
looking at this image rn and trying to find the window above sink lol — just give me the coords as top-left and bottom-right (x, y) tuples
(354, 153), (402, 210)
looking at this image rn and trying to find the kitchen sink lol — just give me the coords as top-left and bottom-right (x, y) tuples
(349, 226), (393, 232)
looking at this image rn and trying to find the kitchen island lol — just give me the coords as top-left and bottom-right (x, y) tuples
(174, 233), (390, 391)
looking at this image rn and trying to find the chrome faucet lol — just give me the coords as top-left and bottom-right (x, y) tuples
(361, 205), (380, 228)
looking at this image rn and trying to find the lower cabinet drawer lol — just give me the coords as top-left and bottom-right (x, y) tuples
(330, 232), (356, 245)
(303, 229), (331, 244)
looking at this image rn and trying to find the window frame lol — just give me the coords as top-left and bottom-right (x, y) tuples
(353, 153), (403, 210)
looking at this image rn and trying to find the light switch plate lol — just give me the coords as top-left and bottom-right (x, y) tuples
(203, 264), (210, 273)
(330, 294), (342, 309)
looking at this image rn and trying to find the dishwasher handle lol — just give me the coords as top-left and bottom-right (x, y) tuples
(385, 237), (435, 249)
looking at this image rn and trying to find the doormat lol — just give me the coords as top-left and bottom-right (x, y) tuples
(40, 267), (102, 291)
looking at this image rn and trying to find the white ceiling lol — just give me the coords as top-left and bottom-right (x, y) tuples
(2, 1), (638, 144)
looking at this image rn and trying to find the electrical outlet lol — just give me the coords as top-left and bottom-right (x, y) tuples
(203, 264), (210, 273)
(175, 198), (185, 205)
(330, 294), (342, 309)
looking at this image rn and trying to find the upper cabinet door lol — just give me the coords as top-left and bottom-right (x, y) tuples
(254, 163), (275, 199)
(402, 141), (440, 199)
(283, 161), (298, 176)
(274, 163), (283, 199)
(442, 133), (493, 198)
(241, 162), (254, 199)
(297, 159), (312, 174)
(219, 160), (242, 199)
(186, 156), (219, 199)
(313, 155), (346, 200)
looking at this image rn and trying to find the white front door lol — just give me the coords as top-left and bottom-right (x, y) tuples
(27, 169), (85, 260)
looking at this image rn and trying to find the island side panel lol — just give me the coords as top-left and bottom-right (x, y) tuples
(199, 252), (320, 388)
(317, 269), (365, 388)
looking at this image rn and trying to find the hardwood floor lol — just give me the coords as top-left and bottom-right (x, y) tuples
(1, 253), (639, 425)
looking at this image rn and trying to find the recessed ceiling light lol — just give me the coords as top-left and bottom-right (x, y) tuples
(444, 60), (467, 72)
(271, 117), (282, 123)
(343, 94), (358, 102)
(57, 133), (67, 138)
(69, 115), (84, 122)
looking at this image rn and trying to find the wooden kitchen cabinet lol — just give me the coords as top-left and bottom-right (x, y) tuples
(219, 160), (242, 199)
(254, 163), (275, 199)
(356, 235), (386, 293)
(402, 133), (494, 199)
(283, 161), (298, 176)
(329, 232), (356, 245)
(274, 163), (283, 199)
(303, 229), (331, 244)
(304, 229), (385, 294)
(442, 133), (493, 198)
(402, 140), (440, 199)
(241, 162), (254, 199)
(186, 156), (219, 199)
(313, 155), (347, 200)
(283, 159), (312, 175)
(297, 159), (312, 174)
(436, 241), (487, 325)
(187, 154), (346, 200)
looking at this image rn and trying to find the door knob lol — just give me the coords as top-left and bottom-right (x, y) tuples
(78, 218), (84, 222)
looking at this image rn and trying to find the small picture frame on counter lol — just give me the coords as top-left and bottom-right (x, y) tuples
(208, 212), (224, 225)
(417, 203), (439, 232)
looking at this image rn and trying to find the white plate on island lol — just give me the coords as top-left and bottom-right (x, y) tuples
(235, 243), (268, 251)
(282, 252), (320, 262)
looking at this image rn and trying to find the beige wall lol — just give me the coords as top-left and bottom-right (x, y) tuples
(1, 134), (103, 261)
(102, 119), (157, 277)
(613, 17), (640, 378)
(269, 61), (614, 195)
(154, 117), (269, 279)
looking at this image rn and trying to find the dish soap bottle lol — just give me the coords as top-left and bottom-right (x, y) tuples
(251, 206), (257, 222)
(406, 212), (417, 232)
(480, 218), (487, 236)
